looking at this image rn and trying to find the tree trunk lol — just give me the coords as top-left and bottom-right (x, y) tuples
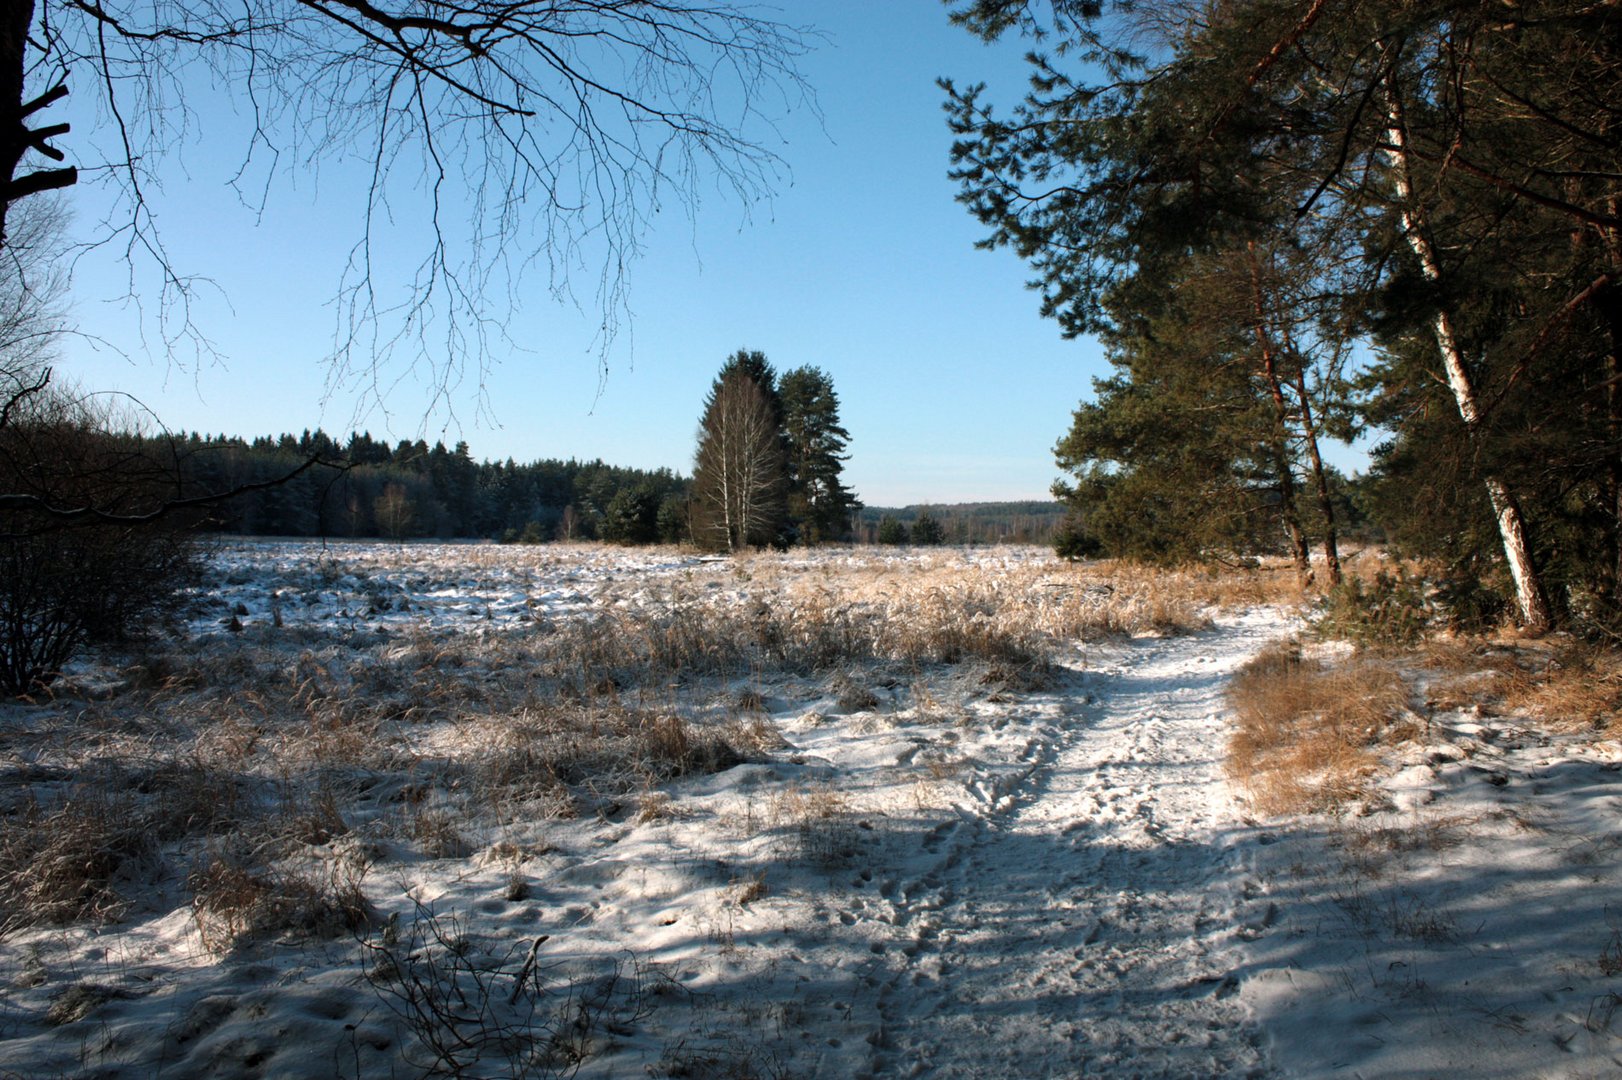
(1288, 365), (1342, 585)
(1383, 88), (1552, 632)
(0, 0), (33, 249)
(1245, 243), (1314, 586)
(1600, 197), (1622, 609)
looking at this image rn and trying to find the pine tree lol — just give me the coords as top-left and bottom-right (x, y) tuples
(779, 365), (860, 543)
(911, 509), (945, 546)
(946, 0), (1622, 627)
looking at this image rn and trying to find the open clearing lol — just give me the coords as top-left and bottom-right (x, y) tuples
(2, 542), (1621, 1077)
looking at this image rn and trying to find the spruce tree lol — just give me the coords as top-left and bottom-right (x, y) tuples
(911, 509), (945, 546)
(779, 365), (860, 543)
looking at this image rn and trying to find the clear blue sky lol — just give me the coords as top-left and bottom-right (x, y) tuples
(51, 3), (1356, 507)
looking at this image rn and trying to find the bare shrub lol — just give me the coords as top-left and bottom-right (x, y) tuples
(1599, 930), (1622, 977)
(0, 386), (202, 695)
(362, 902), (660, 1078)
(1227, 643), (1414, 815)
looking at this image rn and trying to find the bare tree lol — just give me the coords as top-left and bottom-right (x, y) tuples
(3, 0), (814, 403)
(0, 196), (68, 424)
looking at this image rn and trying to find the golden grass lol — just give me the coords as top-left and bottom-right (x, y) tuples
(0, 787), (154, 933)
(1226, 642), (1416, 815)
(1500, 641), (1622, 735)
(1410, 635), (1622, 736)
(0, 543), (1311, 937)
(189, 848), (372, 953)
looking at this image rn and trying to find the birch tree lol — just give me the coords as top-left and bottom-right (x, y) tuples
(690, 365), (786, 552)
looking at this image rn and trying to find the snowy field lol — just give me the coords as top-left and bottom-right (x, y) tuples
(2, 540), (1621, 1077)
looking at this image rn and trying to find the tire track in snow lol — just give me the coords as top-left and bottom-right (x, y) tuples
(853, 609), (1288, 1078)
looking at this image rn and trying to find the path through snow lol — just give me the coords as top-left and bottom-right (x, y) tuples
(752, 608), (1289, 1077)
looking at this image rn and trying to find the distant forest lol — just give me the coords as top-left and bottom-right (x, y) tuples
(154, 430), (1053, 547)
(856, 503), (1067, 546)
(169, 430), (689, 543)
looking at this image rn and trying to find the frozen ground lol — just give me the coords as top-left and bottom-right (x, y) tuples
(2, 541), (1621, 1077)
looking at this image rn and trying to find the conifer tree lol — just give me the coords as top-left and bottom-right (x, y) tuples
(946, 0), (1622, 627)
(911, 509), (945, 546)
(779, 365), (860, 543)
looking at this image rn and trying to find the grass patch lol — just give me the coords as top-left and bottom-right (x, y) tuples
(1227, 641), (1415, 815)
(0, 787), (155, 934)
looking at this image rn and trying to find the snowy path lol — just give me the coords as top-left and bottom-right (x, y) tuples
(802, 609), (1287, 1077)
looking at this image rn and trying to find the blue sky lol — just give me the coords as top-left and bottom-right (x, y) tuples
(50, 4), (1348, 507)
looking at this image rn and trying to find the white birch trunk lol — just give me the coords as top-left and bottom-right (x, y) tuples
(1383, 89), (1552, 631)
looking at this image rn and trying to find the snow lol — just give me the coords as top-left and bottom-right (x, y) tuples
(3, 541), (1622, 1077)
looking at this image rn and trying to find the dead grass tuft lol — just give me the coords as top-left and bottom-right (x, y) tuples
(1227, 642), (1415, 815)
(189, 848), (372, 952)
(0, 788), (156, 934)
(410, 807), (473, 860)
(772, 785), (858, 866)
(1335, 815), (1471, 878)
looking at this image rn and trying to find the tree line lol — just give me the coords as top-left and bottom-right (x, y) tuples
(945, 0), (1622, 632)
(859, 502), (1068, 546)
(157, 430), (689, 544)
(100, 345), (865, 550)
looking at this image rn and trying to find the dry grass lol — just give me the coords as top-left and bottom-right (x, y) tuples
(1227, 642), (1416, 815)
(1499, 641), (1622, 734)
(0, 787), (155, 933)
(0, 544), (1303, 940)
(189, 846), (373, 953)
(771, 784), (858, 866)
(1410, 635), (1622, 736)
(1334, 814), (1472, 879)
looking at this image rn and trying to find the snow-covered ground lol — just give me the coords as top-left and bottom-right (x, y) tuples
(2, 541), (1621, 1077)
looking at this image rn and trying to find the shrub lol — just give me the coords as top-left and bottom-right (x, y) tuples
(599, 486), (660, 545)
(1052, 513), (1102, 561)
(1316, 570), (1431, 648)
(656, 493), (689, 544)
(0, 386), (201, 694)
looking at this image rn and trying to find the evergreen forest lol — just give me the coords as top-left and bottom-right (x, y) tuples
(945, 0), (1622, 633)
(143, 430), (690, 544)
